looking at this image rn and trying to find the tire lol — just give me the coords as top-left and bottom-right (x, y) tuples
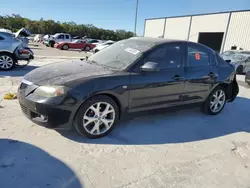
(74, 95), (119, 138)
(236, 65), (243, 74)
(0, 53), (15, 70)
(49, 41), (55, 47)
(62, 44), (69, 50)
(94, 49), (99, 53)
(84, 46), (91, 51)
(202, 86), (226, 115)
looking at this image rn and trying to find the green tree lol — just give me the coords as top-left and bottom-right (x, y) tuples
(0, 14), (134, 40)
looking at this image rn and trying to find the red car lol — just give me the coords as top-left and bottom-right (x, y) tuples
(54, 39), (96, 51)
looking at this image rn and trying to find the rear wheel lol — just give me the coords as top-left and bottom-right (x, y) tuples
(62, 44), (69, 50)
(74, 95), (119, 138)
(0, 53), (15, 70)
(49, 41), (55, 47)
(202, 86), (226, 115)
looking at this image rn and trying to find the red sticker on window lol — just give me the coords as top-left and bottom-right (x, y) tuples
(195, 53), (200, 60)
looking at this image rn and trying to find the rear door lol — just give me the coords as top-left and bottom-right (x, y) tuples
(183, 43), (218, 103)
(129, 42), (186, 112)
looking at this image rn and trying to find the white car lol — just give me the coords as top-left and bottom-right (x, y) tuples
(34, 34), (44, 42)
(93, 40), (115, 53)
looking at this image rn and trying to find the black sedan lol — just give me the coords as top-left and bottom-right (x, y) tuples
(18, 37), (239, 138)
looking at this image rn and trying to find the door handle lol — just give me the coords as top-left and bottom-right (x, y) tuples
(208, 72), (217, 78)
(172, 75), (184, 81)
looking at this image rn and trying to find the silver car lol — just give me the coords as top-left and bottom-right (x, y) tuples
(0, 31), (34, 70)
(221, 51), (250, 74)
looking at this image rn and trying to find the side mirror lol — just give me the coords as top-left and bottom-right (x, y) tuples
(225, 59), (231, 63)
(140, 61), (159, 72)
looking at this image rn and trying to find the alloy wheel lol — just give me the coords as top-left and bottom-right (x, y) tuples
(210, 90), (226, 113)
(85, 46), (90, 51)
(63, 45), (69, 50)
(0, 55), (13, 69)
(83, 102), (115, 135)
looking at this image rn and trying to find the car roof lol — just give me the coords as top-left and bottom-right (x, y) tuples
(128, 37), (214, 52)
(129, 37), (184, 45)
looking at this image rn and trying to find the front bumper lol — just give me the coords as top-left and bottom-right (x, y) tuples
(17, 87), (74, 130)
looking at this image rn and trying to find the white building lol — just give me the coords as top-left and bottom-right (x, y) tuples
(144, 10), (250, 53)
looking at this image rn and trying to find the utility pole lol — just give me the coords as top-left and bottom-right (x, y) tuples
(134, 0), (139, 36)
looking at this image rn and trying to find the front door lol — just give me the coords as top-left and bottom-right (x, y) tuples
(183, 43), (218, 103)
(129, 42), (186, 112)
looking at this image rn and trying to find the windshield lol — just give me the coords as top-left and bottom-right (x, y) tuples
(88, 39), (154, 70)
(231, 54), (248, 61)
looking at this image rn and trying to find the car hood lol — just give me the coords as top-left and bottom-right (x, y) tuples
(24, 60), (115, 86)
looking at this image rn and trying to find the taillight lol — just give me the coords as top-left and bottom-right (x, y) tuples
(18, 49), (30, 54)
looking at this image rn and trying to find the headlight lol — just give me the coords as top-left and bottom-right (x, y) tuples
(34, 85), (70, 97)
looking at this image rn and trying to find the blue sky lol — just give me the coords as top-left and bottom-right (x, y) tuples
(1, 0), (250, 35)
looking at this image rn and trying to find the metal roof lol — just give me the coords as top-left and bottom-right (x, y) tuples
(145, 9), (250, 21)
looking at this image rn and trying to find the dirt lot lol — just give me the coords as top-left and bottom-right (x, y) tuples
(1, 54), (250, 188)
(30, 42), (90, 58)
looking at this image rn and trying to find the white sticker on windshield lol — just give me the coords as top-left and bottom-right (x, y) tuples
(124, 48), (140, 55)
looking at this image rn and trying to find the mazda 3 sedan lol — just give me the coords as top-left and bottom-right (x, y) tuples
(18, 37), (239, 138)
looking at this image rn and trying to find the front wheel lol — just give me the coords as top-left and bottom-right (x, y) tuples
(202, 86), (226, 115)
(84, 46), (91, 51)
(0, 53), (15, 70)
(74, 95), (119, 138)
(62, 44), (69, 50)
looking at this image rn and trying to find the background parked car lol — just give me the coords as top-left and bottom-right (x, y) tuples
(34, 34), (44, 42)
(0, 31), (34, 70)
(93, 40), (115, 53)
(54, 39), (96, 51)
(45, 33), (71, 47)
(221, 51), (250, 74)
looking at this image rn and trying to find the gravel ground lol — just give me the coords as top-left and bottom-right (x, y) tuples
(0, 57), (250, 188)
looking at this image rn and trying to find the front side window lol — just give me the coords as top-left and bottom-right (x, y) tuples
(145, 43), (183, 69)
(0, 36), (4, 40)
(65, 35), (70, 39)
(188, 44), (211, 67)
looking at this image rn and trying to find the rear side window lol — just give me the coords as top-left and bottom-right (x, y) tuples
(0, 36), (4, 40)
(146, 43), (183, 69)
(187, 43), (212, 67)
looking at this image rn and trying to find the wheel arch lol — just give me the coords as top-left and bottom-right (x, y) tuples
(72, 92), (124, 126)
(0, 51), (17, 62)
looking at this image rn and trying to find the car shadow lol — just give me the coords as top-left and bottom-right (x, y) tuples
(0, 139), (83, 188)
(59, 96), (250, 145)
(0, 65), (38, 77)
